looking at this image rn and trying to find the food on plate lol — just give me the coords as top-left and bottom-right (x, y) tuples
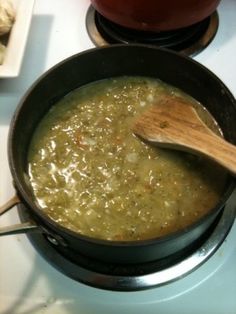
(0, 0), (15, 35)
(0, 0), (15, 64)
(0, 41), (5, 63)
(27, 76), (227, 241)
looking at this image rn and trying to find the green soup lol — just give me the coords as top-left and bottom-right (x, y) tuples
(27, 76), (227, 241)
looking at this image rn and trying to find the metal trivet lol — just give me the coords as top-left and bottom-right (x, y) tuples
(86, 6), (219, 57)
(18, 190), (236, 291)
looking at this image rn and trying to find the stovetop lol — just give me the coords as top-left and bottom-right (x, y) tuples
(1, 0), (236, 313)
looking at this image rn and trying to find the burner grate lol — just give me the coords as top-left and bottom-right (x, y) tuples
(86, 6), (219, 57)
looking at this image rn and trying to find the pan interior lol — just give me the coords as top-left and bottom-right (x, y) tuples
(26, 75), (229, 242)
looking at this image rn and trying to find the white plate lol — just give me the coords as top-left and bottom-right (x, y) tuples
(0, 0), (35, 78)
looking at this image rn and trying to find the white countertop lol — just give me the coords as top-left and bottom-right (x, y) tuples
(1, 1), (236, 313)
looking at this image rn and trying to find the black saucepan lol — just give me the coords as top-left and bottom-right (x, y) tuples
(5, 44), (236, 264)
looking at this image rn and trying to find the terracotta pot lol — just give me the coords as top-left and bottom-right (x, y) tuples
(91, 0), (221, 31)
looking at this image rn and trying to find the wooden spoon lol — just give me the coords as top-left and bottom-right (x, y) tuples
(132, 95), (236, 175)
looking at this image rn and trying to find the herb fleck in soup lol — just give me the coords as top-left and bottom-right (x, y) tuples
(27, 77), (227, 241)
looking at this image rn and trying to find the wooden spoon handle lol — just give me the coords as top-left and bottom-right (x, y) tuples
(133, 97), (236, 175)
(184, 130), (236, 175)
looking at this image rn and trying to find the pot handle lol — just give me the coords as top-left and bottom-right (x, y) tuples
(0, 195), (38, 235)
